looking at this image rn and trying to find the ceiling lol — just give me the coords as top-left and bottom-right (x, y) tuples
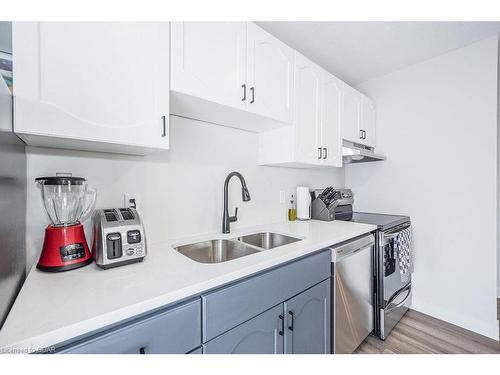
(256, 22), (500, 86)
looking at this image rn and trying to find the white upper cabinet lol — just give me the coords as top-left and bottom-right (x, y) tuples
(246, 22), (294, 124)
(170, 22), (294, 132)
(12, 22), (170, 155)
(170, 22), (247, 111)
(259, 52), (342, 168)
(342, 83), (376, 148)
(320, 73), (343, 167)
(342, 83), (363, 144)
(360, 94), (376, 147)
(293, 52), (322, 165)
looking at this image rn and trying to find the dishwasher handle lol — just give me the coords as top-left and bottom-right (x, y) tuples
(331, 234), (374, 261)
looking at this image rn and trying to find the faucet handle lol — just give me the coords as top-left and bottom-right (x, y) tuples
(230, 207), (238, 223)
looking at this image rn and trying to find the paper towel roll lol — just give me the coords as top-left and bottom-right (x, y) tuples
(296, 186), (311, 220)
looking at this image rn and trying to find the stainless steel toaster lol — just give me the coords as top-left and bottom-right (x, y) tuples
(92, 207), (146, 269)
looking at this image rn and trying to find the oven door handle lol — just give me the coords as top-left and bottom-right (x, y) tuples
(385, 284), (412, 314)
(383, 224), (411, 245)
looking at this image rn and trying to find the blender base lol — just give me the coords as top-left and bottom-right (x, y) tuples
(37, 224), (93, 272)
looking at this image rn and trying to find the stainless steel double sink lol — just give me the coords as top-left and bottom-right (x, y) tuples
(174, 232), (302, 264)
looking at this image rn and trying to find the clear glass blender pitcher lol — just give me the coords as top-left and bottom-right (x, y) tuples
(36, 174), (97, 227)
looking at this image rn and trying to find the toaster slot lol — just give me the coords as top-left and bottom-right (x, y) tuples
(104, 209), (118, 222)
(119, 208), (135, 221)
(106, 233), (123, 259)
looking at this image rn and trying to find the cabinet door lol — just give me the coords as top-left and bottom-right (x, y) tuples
(293, 52), (322, 165)
(246, 22), (294, 124)
(342, 83), (363, 144)
(320, 72), (343, 167)
(284, 279), (330, 354)
(13, 22), (170, 153)
(170, 22), (246, 110)
(204, 305), (284, 354)
(360, 94), (376, 147)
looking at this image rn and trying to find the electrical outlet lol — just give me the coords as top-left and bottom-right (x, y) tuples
(279, 190), (286, 204)
(124, 193), (139, 209)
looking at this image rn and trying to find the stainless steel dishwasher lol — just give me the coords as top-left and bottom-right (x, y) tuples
(331, 234), (374, 354)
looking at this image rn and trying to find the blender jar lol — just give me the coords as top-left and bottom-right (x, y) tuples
(36, 174), (97, 227)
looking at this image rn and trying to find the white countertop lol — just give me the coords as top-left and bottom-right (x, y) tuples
(0, 220), (376, 352)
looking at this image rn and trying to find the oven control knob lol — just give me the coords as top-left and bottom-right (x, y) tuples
(126, 248), (135, 256)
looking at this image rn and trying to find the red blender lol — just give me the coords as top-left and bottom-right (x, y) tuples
(36, 174), (97, 272)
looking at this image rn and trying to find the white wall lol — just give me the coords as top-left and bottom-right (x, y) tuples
(26, 116), (344, 271)
(346, 37), (499, 339)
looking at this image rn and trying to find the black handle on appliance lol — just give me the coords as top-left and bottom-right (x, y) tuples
(288, 311), (294, 331)
(359, 129), (363, 139)
(241, 84), (247, 101)
(139, 347), (146, 354)
(161, 115), (167, 137)
(323, 147), (327, 159)
(250, 87), (255, 103)
(318, 147), (322, 159)
(278, 314), (284, 336)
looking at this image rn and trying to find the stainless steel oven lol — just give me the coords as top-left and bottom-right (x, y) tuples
(375, 221), (412, 339)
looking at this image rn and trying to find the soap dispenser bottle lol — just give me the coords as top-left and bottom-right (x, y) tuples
(288, 194), (297, 221)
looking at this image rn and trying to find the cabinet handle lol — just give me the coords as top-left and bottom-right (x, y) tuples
(139, 347), (146, 354)
(250, 87), (255, 104)
(363, 130), (367, 139)
(241, 84), (246, 101)
(161, 115), (167, 138)
(288, 311), (294, 331)
(359, 129), (364, 139)
(323, 147), (327, 159)
(318, 147), (322, 159)
(278, 314), (284, 336)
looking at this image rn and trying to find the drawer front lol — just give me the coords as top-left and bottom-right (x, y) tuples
(59, 299), (201, 354)
(202, 250), (330, 341)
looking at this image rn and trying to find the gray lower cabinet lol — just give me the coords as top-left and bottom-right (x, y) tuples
(202, 250), (330, 342)
(203, 305), (284, 354)
(204, 279), (330, 354)
(54, 249), (332, 355)
(58, 299), (201, 354)
(284, 279), (330, 354)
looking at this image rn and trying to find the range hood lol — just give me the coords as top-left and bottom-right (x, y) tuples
(342, 140), (386, 164)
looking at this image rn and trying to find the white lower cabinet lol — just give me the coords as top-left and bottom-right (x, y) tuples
(259, 51), (342, 168)
(12, 22), (170, 155)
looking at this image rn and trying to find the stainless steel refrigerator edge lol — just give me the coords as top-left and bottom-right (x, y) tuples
(0, 21), (26, 329)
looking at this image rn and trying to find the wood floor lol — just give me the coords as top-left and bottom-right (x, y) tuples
(354, 307), (500, 354)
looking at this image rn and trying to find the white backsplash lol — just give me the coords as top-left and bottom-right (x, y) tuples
(25, 116), (344, 271)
